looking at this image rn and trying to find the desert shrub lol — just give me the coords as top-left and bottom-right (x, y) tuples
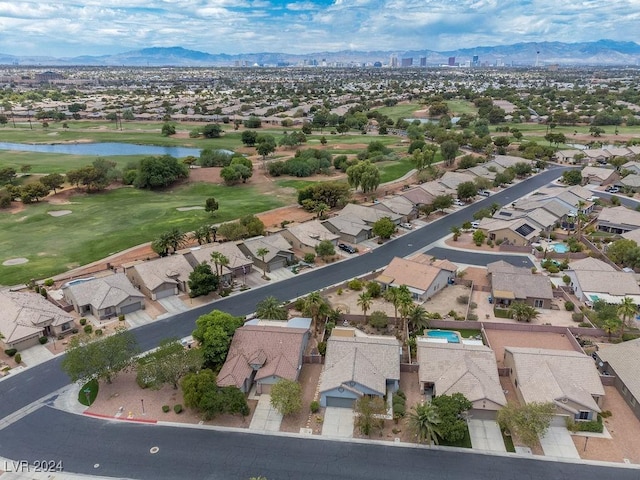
(337, 288), (343, 296)
(310, 401), (320, 413)
(39, 336), (48, 344)
(600, 410), (612, 418)
(162, 405), (170, 413)
(118, 314), (125, 321)
(564, 301), (575, 311)
(44, 278), (54, 287)
(317, 341), (327, 356)
(578, 322), (592, 328)
(456, 295), (469, 305)
(303, 253), (316, 263)
(572, 312), (584, 322)
(84, 325), (93, 334)
(14, 353), (22, 363)
(348, 279), (363, 290)
(547, 265), (560, 274)
(369, 311), (389, 329)
(622, 333), (640, 341)
(467, 313), (479, 321)
(366, 281), (382, 298)
(4, 348), (17, 357)
(95, 329), (103, 336)
(79, 318), (87, 326)
(71, 328), (79, 334)
(174, 404), (183, 414)
(395, 389), (406, 400)
(40, 288), (47, 298)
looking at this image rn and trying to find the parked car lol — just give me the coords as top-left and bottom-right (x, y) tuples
(478, 190), (491, 197)
(338, 243), (356, 254)
(453, 199), (466, 206)
(471, 221), (480, 229)
(400, 222), (413, 230)
(606, 186), (620, 193)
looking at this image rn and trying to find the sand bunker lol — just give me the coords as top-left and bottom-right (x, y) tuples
(176, 206), (205, 211)
(2, 257), (29, 266)
(48, 210), (72, 217)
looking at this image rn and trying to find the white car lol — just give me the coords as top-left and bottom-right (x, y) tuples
(454, 199), (466, 206)
(471, 221), (480, 229)
(400, 222), (413, 230)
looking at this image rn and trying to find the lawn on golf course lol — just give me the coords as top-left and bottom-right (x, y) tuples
(0, 182), (285, 286)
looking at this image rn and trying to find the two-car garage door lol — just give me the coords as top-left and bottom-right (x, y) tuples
(325, 396), (355, 408)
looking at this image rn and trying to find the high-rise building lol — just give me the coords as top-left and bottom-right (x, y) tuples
(401, 57), (413, 67)
(389, 55), (398, 68)
(420, 57), (427, 67)
(448, 56), (456, 66)
(472, 55), (479, 67)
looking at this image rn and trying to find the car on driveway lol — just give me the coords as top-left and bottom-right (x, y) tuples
(338, 243), (357, 254)
(606, 186), (620, 193)
(471, 221), (480, 229)
(454, 199), (466, 206)
(400, 222), (413, 230)
(478, 190), (491, 197)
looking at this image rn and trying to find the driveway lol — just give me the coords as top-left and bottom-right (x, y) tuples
(122, 309), (154, 327)
(467, 419), (506, 452)
(158, 296), (190, 314)
(539, 426), (580, 459)
(322, 407), (354, 438)
(249, 395), (282, 432)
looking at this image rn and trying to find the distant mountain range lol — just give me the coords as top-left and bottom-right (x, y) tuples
(2, 40), (640, 67)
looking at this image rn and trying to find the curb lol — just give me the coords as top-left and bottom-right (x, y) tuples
(84, 411), (157, 424)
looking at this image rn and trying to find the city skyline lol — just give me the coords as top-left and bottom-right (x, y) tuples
(1, 0), (640, 58)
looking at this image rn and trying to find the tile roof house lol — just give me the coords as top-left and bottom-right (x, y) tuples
(504, 347), (605, 422)
(375, 256), (456, 301)
(340, 203), (402, 225)
(280, 220), (340, 255)
(124, 254), (193, 300)
(371, 196), (417, 220)
(319, 328), (401, 408)
(478, 217), (541, 245)
(581, 166), (618, 186)
(620, 174), (640, 191)
(63, 273), (145, 320)
(594, 339), (640, 421)
(322, 214), (372, 244)
(622, 161), (640, 176)
(400, 187), (435, 207)
(487, 260), (554, 308)
(597, 205), (640, 234)
(416, 340), (507, 415)
(0, 290), (75, 350)
(238, 234), (295, 273)
(217, 322), (310, 394)
(183, 242), (253, 279)
(437, 171), (477, 191)
(566, 257), (640, 305)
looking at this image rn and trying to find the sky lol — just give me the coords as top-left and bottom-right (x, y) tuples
(1, 0), (640, 57)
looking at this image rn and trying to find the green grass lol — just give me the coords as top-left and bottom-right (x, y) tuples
(0, 151), (149, 174)
(378, 158), (415, 183)
(372, 103), (423, 121)
(501, 429), (516, 453)
(78, 379), (99, 406)
(0, 182), (285, 285)
(455, 329), (482, 340)
(446, 100), (478, 116)
(275, 179), (317, 190)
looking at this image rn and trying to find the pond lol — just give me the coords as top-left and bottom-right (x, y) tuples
(0, 141), (232, 158)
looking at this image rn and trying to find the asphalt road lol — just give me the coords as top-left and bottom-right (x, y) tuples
(8, 165), (634, 480)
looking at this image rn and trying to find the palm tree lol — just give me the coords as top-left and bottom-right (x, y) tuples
(617, 297), (637, 339)
(407, 402), (442, 446)
(450, 225), (461, 241)
(209, 251), (226, 277)
(603, 318), (622, 341)
(357, 292), (373, 322)
(255, 296), (288, 320)
(256, 247), (270, 279)
(407, 305), (430, 334)
(208, 225), (217, 243)
(151, 232), (173, 257)
(192, 226), (209, 245)
(397, 285), (414, 339)
(167, 228), (186, 253)
(384, 287), (401, 325)
(313, 202), (329, 219)
(509, 302), (539, 323)
(303, 291), (326, 333)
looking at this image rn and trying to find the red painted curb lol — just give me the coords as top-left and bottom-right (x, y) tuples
(84, 411), (157, 424)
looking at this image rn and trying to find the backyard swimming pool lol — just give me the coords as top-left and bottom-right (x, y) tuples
(552, 243), (569, 254)
(426, 330), (461, 343)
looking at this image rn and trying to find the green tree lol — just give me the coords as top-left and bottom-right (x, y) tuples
(134, 155), (189, 189)
(303, 291), (328, 333)
(497, 402), (556, 448)
(440, 140), (459, 166)
(205, 197), (219, 215)
(256, 135), (276, 161)
(603, 318), (622, 341)
(202, 123), (222, 138)
(407, 402), (442, 445)
(372, 217), (396, 240)
(509, 302), (540, 323)
(188, 262), (219, 297)
(346, 160), (380, 193)
(315, 239), (336, 260)
(161, 122), (176, 136)
(270, 379), (302, 416)
(432, 195), (453, 212)
(561, 170), (582, 186)
(606, 239), (637, 265)
(192, 310), (244, 370)
(355, 396), (386, 437)
(255, 296), (288, 320)
(457, 181), (477, 202)
(431, 393), (472, 443)
(241, 130), (258, 146)
(61, 328), (140, 384)
(0, 167), (17, 185)
(407, 305), (430, 333)
(256, 247), (270, 278)
(209, 251), (229, 279)
(617, 296), (637, 338)
(136, 338), (203, 390)
(40, 173), (64, 194)
(472, 229), (486, 246)
(357, 292), (373, 322)
(384, 286), (401, 325)
(181, 369), (249, 420)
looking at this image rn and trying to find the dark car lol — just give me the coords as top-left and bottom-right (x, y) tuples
(338, 243), (356, 254)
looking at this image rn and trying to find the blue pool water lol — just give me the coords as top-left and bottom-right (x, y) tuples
(553, 243), (569, 254)
(426, 330), (460, 343)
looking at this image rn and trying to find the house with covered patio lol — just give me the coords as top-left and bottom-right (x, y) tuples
(375, 256), (456, 302)
(487, 261), (553, 309)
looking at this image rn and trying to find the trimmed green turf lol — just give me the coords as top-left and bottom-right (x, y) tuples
(378, 158), (415, 183)
(78, 379), (99, 406)
(0, 182), (284, 285)
(275, 179), (317, 190)
(373, 103), (423, 121)
(446, 100), (478, 116)
(0, 150), (149, 174)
